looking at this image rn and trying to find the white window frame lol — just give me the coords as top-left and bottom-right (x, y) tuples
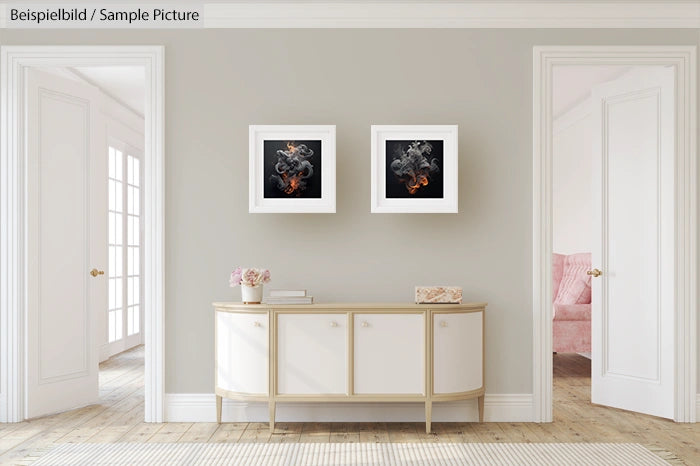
(106, 137), (145, 356)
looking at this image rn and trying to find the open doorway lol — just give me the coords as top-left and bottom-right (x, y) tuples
(532, 46), (697, 423)
(552, 63), (678, 418)
(0, 46), (164, 424)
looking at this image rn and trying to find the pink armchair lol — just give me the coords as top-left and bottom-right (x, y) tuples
(552, 253), (591, 353)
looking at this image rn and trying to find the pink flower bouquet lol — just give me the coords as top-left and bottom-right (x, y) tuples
(229, 267), (271, 288)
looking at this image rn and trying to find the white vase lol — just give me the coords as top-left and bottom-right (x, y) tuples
(241, 285), (263, 304)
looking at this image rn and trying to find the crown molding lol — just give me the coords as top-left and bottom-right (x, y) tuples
(202, 2), (700, 29)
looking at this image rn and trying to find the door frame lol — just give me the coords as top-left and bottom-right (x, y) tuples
(0, 46), (165, 423)
(532, 46), (697, 422)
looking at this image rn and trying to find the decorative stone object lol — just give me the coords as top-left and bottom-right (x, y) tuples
(415, 286), (463, 304)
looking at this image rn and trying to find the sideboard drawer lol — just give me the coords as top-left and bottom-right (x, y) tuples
(216, 312), (268, 394)
(433, 311), (483, 394)
(277, 313), (347, 395)
(354, 313), (424, 394)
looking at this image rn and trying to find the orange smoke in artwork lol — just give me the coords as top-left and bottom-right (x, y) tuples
(390, 141), (440, 194)
(270, 142), (314, 196)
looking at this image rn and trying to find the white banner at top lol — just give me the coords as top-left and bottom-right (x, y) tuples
(3, 3), (203, 28)
(1, 2), (699, 29)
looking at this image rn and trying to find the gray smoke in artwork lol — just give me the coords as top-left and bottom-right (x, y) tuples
(270, 142), (314, 195)
(390, 141), (440, 194)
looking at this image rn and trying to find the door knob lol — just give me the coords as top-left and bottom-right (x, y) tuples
(90, 268), (105, 277)
(587, 268), (602, 277)
(361, 321), (369, 328)
(330, 321), (338, 328)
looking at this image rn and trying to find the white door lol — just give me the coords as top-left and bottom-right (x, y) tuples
(354, 313), (424, 394)
(26, 69), (105, 418)
(590, 66), (675, 419)
(277, 314), (346, 394)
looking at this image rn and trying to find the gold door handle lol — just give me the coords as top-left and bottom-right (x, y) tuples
(587, 268), (602, 277)
(90, 268), (105, 277)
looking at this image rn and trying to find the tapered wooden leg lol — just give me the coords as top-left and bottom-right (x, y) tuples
(216, 395), (222, 423)
(478, 395), (485, 422)
(425, 400), (432, 434)
(269, 400), (276, 432)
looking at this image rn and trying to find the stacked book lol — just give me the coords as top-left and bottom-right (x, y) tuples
(264, 289), (314, 305)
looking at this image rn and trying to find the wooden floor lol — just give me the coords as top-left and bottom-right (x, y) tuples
(0, 348), (698, 464)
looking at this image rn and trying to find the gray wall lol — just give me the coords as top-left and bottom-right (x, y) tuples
(1, 29), (698, 395)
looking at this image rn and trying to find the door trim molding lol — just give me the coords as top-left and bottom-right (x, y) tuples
(532, 46), (697, 423)
(0, 45), (165, 423)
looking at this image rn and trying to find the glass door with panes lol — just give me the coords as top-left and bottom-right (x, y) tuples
(107, 141), (143, 356)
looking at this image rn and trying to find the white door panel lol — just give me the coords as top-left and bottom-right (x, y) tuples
(27, 69), (103, 418)
(277, 314), (346, 395)
(354, 313), (424, 394)
(591, 66), (674, 418)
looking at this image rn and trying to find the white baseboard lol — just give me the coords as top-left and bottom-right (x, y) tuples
(165, 393), (533, 423)
(696, 394), (700, 422)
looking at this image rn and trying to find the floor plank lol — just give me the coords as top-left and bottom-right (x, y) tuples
(269, 423), (303, 443)
(208, 423), (246, 443)
(238, 423), (272, 443)
(299, 422), (331, 443)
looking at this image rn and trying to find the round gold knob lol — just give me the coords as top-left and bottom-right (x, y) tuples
(361, 321), (369, 328)
(440, 321), (448, 328)
(586, 268), (603, 277)
(253, 321), (261, 327)
(330, 321), (338, 328)
(90, 268), (104, 277)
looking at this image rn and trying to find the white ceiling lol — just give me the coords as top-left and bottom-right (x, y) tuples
(552, 65), (632, 118)
(72, 66), (145, 117)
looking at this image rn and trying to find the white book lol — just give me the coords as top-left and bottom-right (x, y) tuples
(264, 296), (314, 304)
(268, 289), (307, 297)
(265, 296), (313, 302)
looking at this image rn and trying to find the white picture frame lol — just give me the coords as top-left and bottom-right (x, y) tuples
(371, 125), (458, 213)
(249, 125), (336, 213)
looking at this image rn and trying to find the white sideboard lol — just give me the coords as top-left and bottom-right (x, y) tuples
(213, 302), (486, 433)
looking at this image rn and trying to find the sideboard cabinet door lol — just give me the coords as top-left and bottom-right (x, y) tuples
(433, 311), (483, 394)
(277, 314), (347, 395)
(216, 312), (268, 394)
(354, 313), (424, 394)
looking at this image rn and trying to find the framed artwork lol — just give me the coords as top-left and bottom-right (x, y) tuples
(249, 125), (336, 213)
(371, 125), (458, 213)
